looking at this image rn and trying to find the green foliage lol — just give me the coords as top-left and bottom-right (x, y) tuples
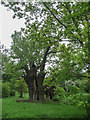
(79, 79), (90, 93)
(55, 86), (66, 97)
(63, 93), (88, 109)
(2, 73), (12, 83)
(43, 77), (56, 87)
(77, 101), (87, 109)
(15, 78), (28, 94)
(52, 95), (60, 101)
(64, 95), (77, 105)
(52, 87), (66, 102)
(70, 85), (80, 94)
(1, 2), (89, 104)
(2, 82), (10, 98)
(9, 78), (16, 96)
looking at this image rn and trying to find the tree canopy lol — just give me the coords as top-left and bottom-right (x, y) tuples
(1, 1), (90, 101)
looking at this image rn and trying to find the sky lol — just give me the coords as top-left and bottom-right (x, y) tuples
(0, 3), (25, 49)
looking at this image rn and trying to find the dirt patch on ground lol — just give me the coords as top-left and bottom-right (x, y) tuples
(16, 99), (39, 103)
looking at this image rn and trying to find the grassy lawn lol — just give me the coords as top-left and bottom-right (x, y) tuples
(2, 96), (88, 119)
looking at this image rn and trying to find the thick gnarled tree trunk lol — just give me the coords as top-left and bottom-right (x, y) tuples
(24, 75), (34, 101)
(24, 62), (37, 101)
(23, 46), (50, 101)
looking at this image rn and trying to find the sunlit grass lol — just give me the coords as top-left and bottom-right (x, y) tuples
(2, 96), (87, 118)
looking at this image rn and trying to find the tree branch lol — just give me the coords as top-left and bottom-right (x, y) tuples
(48, 51), (57, 55)
(40, 46), (50, 71)
(71, 74), (90, 79)
(59, 2), (83, 45)
(23, 65), (29, 74)
(42, 2), (67, 28)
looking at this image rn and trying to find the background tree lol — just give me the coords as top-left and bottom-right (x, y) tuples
(1, 49), (23, 96)
(15, 78), (28, 98)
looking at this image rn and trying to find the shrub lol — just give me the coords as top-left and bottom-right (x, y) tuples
(2, 82), (10, 98)
(64, 80), (76, 92)
(52, 95), (60, 101)
(55, 87), (66, 97)
(63, 93), (88, 108)
(52, 87), (66, 102)
(79, 93), (88, 102)
(70, 85), (80, 94)
(77, 101), (86, 109)
(64, 95), (78, 105)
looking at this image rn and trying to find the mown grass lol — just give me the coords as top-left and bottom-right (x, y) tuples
(2, 96), (88, 119)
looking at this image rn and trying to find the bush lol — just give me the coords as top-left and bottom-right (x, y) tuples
(55, 87), (66, 97)
(70, 85), (80, 94)
(64, 95), (78, 105)
(63, 93), (88, 108)
(77, 101), (86, 109)
(2, 82), (10, 98)
(52, 87), (66, 102)
(52, 95), (60, 101)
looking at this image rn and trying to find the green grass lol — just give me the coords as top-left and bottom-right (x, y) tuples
(2, 96), (87, 118)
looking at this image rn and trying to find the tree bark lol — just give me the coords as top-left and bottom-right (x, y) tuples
(37, 46), (50, 101)
(30, 62), (37, 100)
(36, 79), (39, 100)
(33, 79), (37, 100)
(37, 72), (45, 101)
(28, 84), (33, 101)
(24, 63), (37, 101)
(24, 75), (34, 101)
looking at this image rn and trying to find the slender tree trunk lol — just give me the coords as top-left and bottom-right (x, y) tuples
(46, 91), (50, 101)
(19, 90), (23, 98)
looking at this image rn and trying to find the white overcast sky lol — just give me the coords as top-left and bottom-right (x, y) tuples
(0, 3), (25, 49)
